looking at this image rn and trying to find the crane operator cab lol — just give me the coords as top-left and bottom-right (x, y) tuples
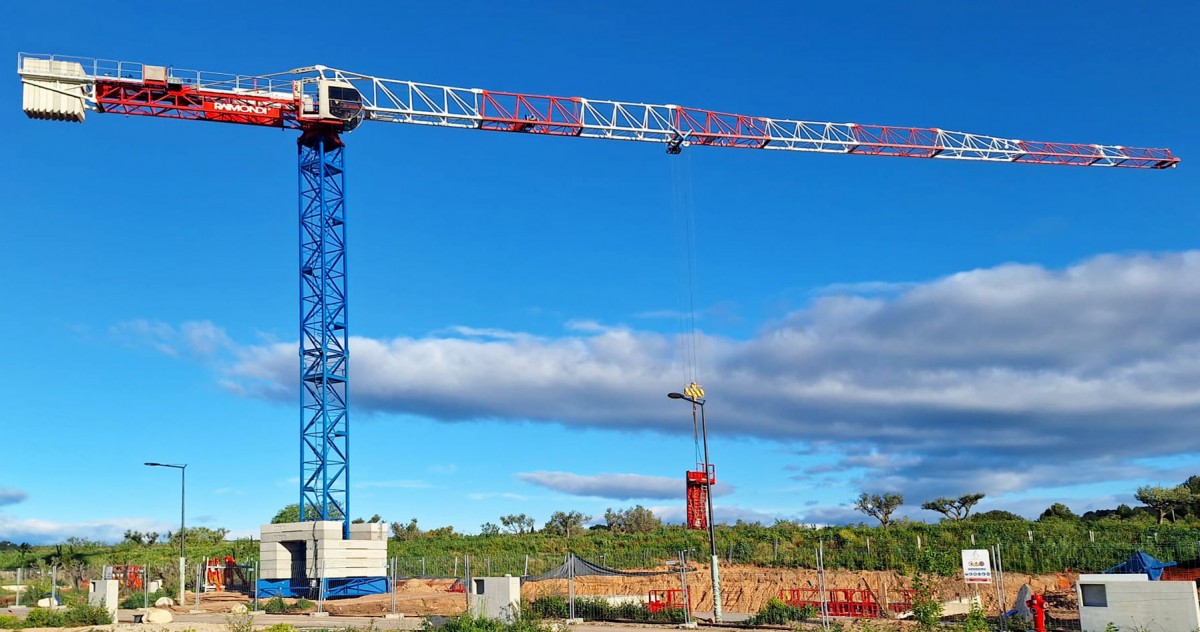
(299, 78), (364, 131)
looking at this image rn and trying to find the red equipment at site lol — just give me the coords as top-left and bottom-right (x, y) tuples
(686, 464), (715, 530)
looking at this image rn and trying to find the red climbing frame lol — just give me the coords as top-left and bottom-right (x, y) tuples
(686, 464), (715, 530)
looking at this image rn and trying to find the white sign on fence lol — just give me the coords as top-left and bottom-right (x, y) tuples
(961, 549), (993, 584)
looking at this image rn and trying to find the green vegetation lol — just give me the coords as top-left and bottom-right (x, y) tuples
(21, 604), (112, 627)
(263, 596), (314, 614)
(0, 615), (22, 630)
(524, 595), (686, 623)
(10, 476), (1200, 580)
(743, 598), (818, 625)
(119, 587), (174, 609)
(962, 603), (989, 632)
(425, 612), (553, 632)
(225, 611), (255, 632)
(909, 572), (942, 632)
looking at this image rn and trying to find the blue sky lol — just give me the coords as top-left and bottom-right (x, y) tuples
(4, 2), (1200, 544)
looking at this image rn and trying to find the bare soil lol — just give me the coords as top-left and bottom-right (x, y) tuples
(119, 564), (1086, 620)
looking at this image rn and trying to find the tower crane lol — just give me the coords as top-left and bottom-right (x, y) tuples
(18, 53), (1178, 599)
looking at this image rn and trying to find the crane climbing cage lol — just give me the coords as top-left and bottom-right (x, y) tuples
(686, 464), (715, 530)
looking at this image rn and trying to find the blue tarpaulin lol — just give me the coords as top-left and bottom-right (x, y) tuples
(1104, 551), (1176, 580)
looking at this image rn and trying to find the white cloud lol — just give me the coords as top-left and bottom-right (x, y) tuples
(466, 492), (528, 501)
(518, 471), (734, 500)
(168, 251), (1200, 503)
(0, 513), (171, 545)
(650, 504), (797, 525)
(112, 319), (232, 358)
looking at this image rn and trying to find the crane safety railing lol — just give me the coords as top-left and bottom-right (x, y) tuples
(18, 53), (1178, 169)
(17, 52), (296, 99)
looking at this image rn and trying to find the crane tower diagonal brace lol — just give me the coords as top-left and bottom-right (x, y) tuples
(298, 130), (350, 536)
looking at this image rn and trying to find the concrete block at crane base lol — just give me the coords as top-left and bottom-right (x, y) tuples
(317, 540), (388, 554)
(260, 542), (288, 557)
(311, 564), (387, 578)
(260, 521), (343, 543)
(348, 523), (388, 541)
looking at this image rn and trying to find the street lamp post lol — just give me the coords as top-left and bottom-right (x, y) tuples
(668, 390), (722, 623)
(145, 462), (186, 606)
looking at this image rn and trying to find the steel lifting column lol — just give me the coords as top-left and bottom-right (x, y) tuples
(298, 127), (350, 536)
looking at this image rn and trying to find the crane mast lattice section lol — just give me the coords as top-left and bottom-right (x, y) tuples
(298, 129), (350, 536)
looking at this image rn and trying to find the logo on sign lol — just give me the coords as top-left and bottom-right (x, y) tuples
(213, 102), (271, 115)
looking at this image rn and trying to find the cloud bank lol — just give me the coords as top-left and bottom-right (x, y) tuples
(517, 471), (734, 500)
(129, 251), (1200, 504)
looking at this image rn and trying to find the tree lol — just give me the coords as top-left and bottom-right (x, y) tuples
(1135, 485), (1191, 524)
(271, 503), (342, 523)
(390, 518), (421, 540)
(479, 522), (500, 536)
(499, 514), (536, 534)
(920, 493), (985, 522)
(970, 510), (1027, 522)
(854, 492), (904, 528)
(271, 504), (300, 524)
(1038, 502), (1078, 522)
(604, 506), (662, 534)
(543, 511), (592, 538)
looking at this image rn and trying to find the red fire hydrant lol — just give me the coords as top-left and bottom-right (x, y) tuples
(1026, 594), (1047, 632)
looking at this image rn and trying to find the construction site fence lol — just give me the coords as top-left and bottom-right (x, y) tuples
(384, 539), (1200, 579)
(0, 560), (256, 608)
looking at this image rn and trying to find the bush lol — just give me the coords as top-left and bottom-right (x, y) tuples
(264, 596), (313, 614)
(260, 624), (296, 632)
(426, 612), (552, 632)
(910, 572), (943, 632)
(525, 595), (568, 619)
(120, 588), (173, 609)
(744, 598), (817, 625)
(525, 595), (685, 623)
(226, 611), (254, 632)
(0, 615), (22, 630)
(22, 604), (112, 628)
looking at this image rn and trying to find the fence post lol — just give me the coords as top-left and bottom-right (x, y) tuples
(678, 550), (691, 625)
(320, 560), (328, 614)
(465, 555), (472, 612)
(523, 555), (528, 576)
(486, 557), (491, 575)
(391, 558), (397, 616)
(144, 566), (149, 608)
(51, 564), (58, 607)
(454, 556), (459, 578)
(567, 553), (575, 621)
(15, 567), (20, 607)
(253, 560), (259, 612)
(422, 557), (426, 578)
